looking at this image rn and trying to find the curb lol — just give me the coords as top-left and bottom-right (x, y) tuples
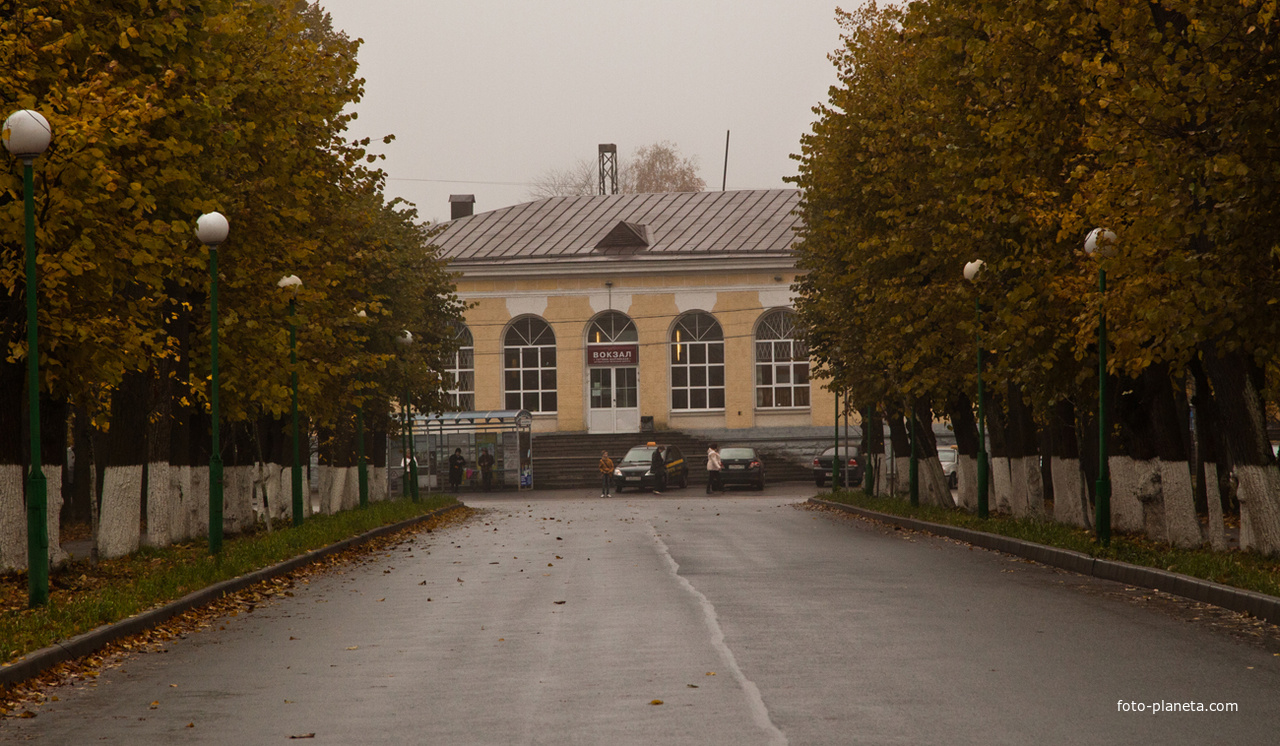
(1, 503), (465, 690)
(810, 497), (1280, 626)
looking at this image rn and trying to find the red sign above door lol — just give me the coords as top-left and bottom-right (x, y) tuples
(588, 344), (638, 366)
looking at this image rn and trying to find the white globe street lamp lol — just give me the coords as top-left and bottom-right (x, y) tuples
(198, 211), (229, 554)
(5, 109), (52, 607)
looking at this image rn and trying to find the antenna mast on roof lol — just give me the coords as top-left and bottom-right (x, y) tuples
(598, 144), (618, 196)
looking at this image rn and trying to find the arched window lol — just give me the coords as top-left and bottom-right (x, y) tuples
(670, 311), (724, 411)
(755, 309), (809, 408)
(445, 321), (474, 410)
(587, 311), (638, 344)
(504, 316), (556, 412)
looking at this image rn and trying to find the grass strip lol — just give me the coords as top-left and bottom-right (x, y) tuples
(819, 489), (1280, 599)
(1, 496), (457, 665)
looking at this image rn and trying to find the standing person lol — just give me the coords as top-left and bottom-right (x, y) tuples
(478, 448), (495, 492)
(651, 445), (667, 494)
(448, 448), (466, 492)
(706, 443), (723, 494)
(598, 450), (614, 498)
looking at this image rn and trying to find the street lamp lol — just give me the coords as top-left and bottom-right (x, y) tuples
(197, 211), (229, 554)
(1084, 227), (1117, 546)
(5, 109), (52, 607)
(277, 274), (304, 526)
(963, 259), (990, 519)
(396, 330), (419, 501)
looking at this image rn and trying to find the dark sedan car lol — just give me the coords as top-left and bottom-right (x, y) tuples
(613, 444), (688, 492)
(718, 446), (765, 490)
(813, 445), (864, 488)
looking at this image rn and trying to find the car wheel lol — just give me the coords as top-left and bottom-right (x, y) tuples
(678, 471), (688, 489)
(755, 478), (765, 491)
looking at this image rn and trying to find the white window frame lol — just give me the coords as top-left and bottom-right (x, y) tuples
(755, 309), (810, 409)
(503, 316), (557, 413)
(670, 311), (725, 412)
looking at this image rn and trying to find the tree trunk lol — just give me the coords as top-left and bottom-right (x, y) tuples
(986, 389), (1012, 513)
(1049, 399), (1091, 528)
(1189, 358), (1226, 549)
(912, 398), (950, 507)
(95, 371), (149, 559)
(1199, 344), (1280, 555)
(0, 358), (26, 571)
(39, 393), (67, 566)
(945, 392), (979, 511)
(1004, 385), (1044, 519)
(860, 406), (885, 498)
(369, 404), (390, 502)
(885, 406), (910, 497)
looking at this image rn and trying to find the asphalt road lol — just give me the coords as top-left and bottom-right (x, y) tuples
(4, 483), (1279, 744)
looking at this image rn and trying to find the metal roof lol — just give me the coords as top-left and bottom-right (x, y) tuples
(432, 189), (800, 263)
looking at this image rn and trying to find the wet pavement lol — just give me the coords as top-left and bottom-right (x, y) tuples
(4, 483), (1279, 744)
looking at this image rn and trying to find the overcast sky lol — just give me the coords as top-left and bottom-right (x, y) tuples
(317, 1), (849, 223)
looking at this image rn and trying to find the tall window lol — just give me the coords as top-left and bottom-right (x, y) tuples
(755, 309), (809, 408)
(670, 311), (724, 411)
(504, 316), (557, 412)
(445, 321), (474, 410)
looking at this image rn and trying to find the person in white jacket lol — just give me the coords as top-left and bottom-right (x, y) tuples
(706, 444), (723, 494)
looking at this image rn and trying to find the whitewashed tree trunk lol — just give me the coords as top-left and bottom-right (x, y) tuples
(189, 465), (210, 538)
(341, 467), (360, 511)
(0, 464), (28, 571)
(1159, 459), (1201, 548)
(990, 456), (1012, 513)
(1204, 463), (1225, 550)
(169, 464), (193, 542)
(920, 457), (951, 507)
(371, 465), (388, 502)
(1108, 456), (1145, 532)
(1235, 465), (1280, 555)
(42, 464), (67, 567)
(956, 455), (977, 511)
(1019, 456), (1046, 518)
(892, 456), (911, 496)
(98, 464), (143, 559)
(1051, 457), (1090, 528)
(1135, 459), (1167, 543)
(146, 461), (174, 548)
(1007, 457), (1029, 518)
(223, 465), (254, 534)
(870, 454), (889, 497)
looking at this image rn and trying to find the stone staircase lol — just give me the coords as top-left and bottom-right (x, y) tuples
(530, 430), (812, 489)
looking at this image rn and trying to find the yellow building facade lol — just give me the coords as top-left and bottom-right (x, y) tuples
(434, 190), (835, 436)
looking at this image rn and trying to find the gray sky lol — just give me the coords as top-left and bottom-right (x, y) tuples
(317, 1), (849, 223)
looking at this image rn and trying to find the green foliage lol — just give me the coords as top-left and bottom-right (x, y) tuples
(792, 0), (1280, 417)
(0, 1), (464, 437)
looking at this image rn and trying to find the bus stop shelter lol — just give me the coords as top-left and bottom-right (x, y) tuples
(397, 410), (533, 494)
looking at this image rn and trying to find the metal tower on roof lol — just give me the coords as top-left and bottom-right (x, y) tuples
(598, 143), (618, 196)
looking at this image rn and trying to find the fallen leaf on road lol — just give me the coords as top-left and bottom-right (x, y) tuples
(650, 700), (663, 706)
(554, 601), (565, 605)
(289, 734), (316, 739)
(555, 556), (562, 559)
(149, 701), (159, 709)
(457, 578), (463, 583)
(186, 723), (194, 728)
(346, 646), (358, 650)
(547, 563), (553, 567)
(687, 684), (699, 688)
(706, 672), (716, 676)
(376, 598), (385, 602)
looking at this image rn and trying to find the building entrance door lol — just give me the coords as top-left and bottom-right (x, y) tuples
(588, 367), (639, 434)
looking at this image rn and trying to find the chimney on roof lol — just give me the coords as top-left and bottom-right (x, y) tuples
(598, 144), (618, 196)
(449, 194), (475, 220)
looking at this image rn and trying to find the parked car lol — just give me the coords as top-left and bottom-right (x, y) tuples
(717, 446), (766, 490)
(938, 447), (958, 489)
(613, 444), (688, 492)
(813, 445), (864, 488)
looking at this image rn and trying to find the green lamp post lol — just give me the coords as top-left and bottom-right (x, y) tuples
(277, 274), (304, 526)
(1084, 227), (1117, 546)
(197, 211), (229, 555)
(963, 260), (990, 519)
(5, 109), (53, 607)
(355, 310), (369, 507)
(397, 330), (419, 502)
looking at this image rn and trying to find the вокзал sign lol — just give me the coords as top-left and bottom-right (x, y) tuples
(588, 344), (638, 366)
